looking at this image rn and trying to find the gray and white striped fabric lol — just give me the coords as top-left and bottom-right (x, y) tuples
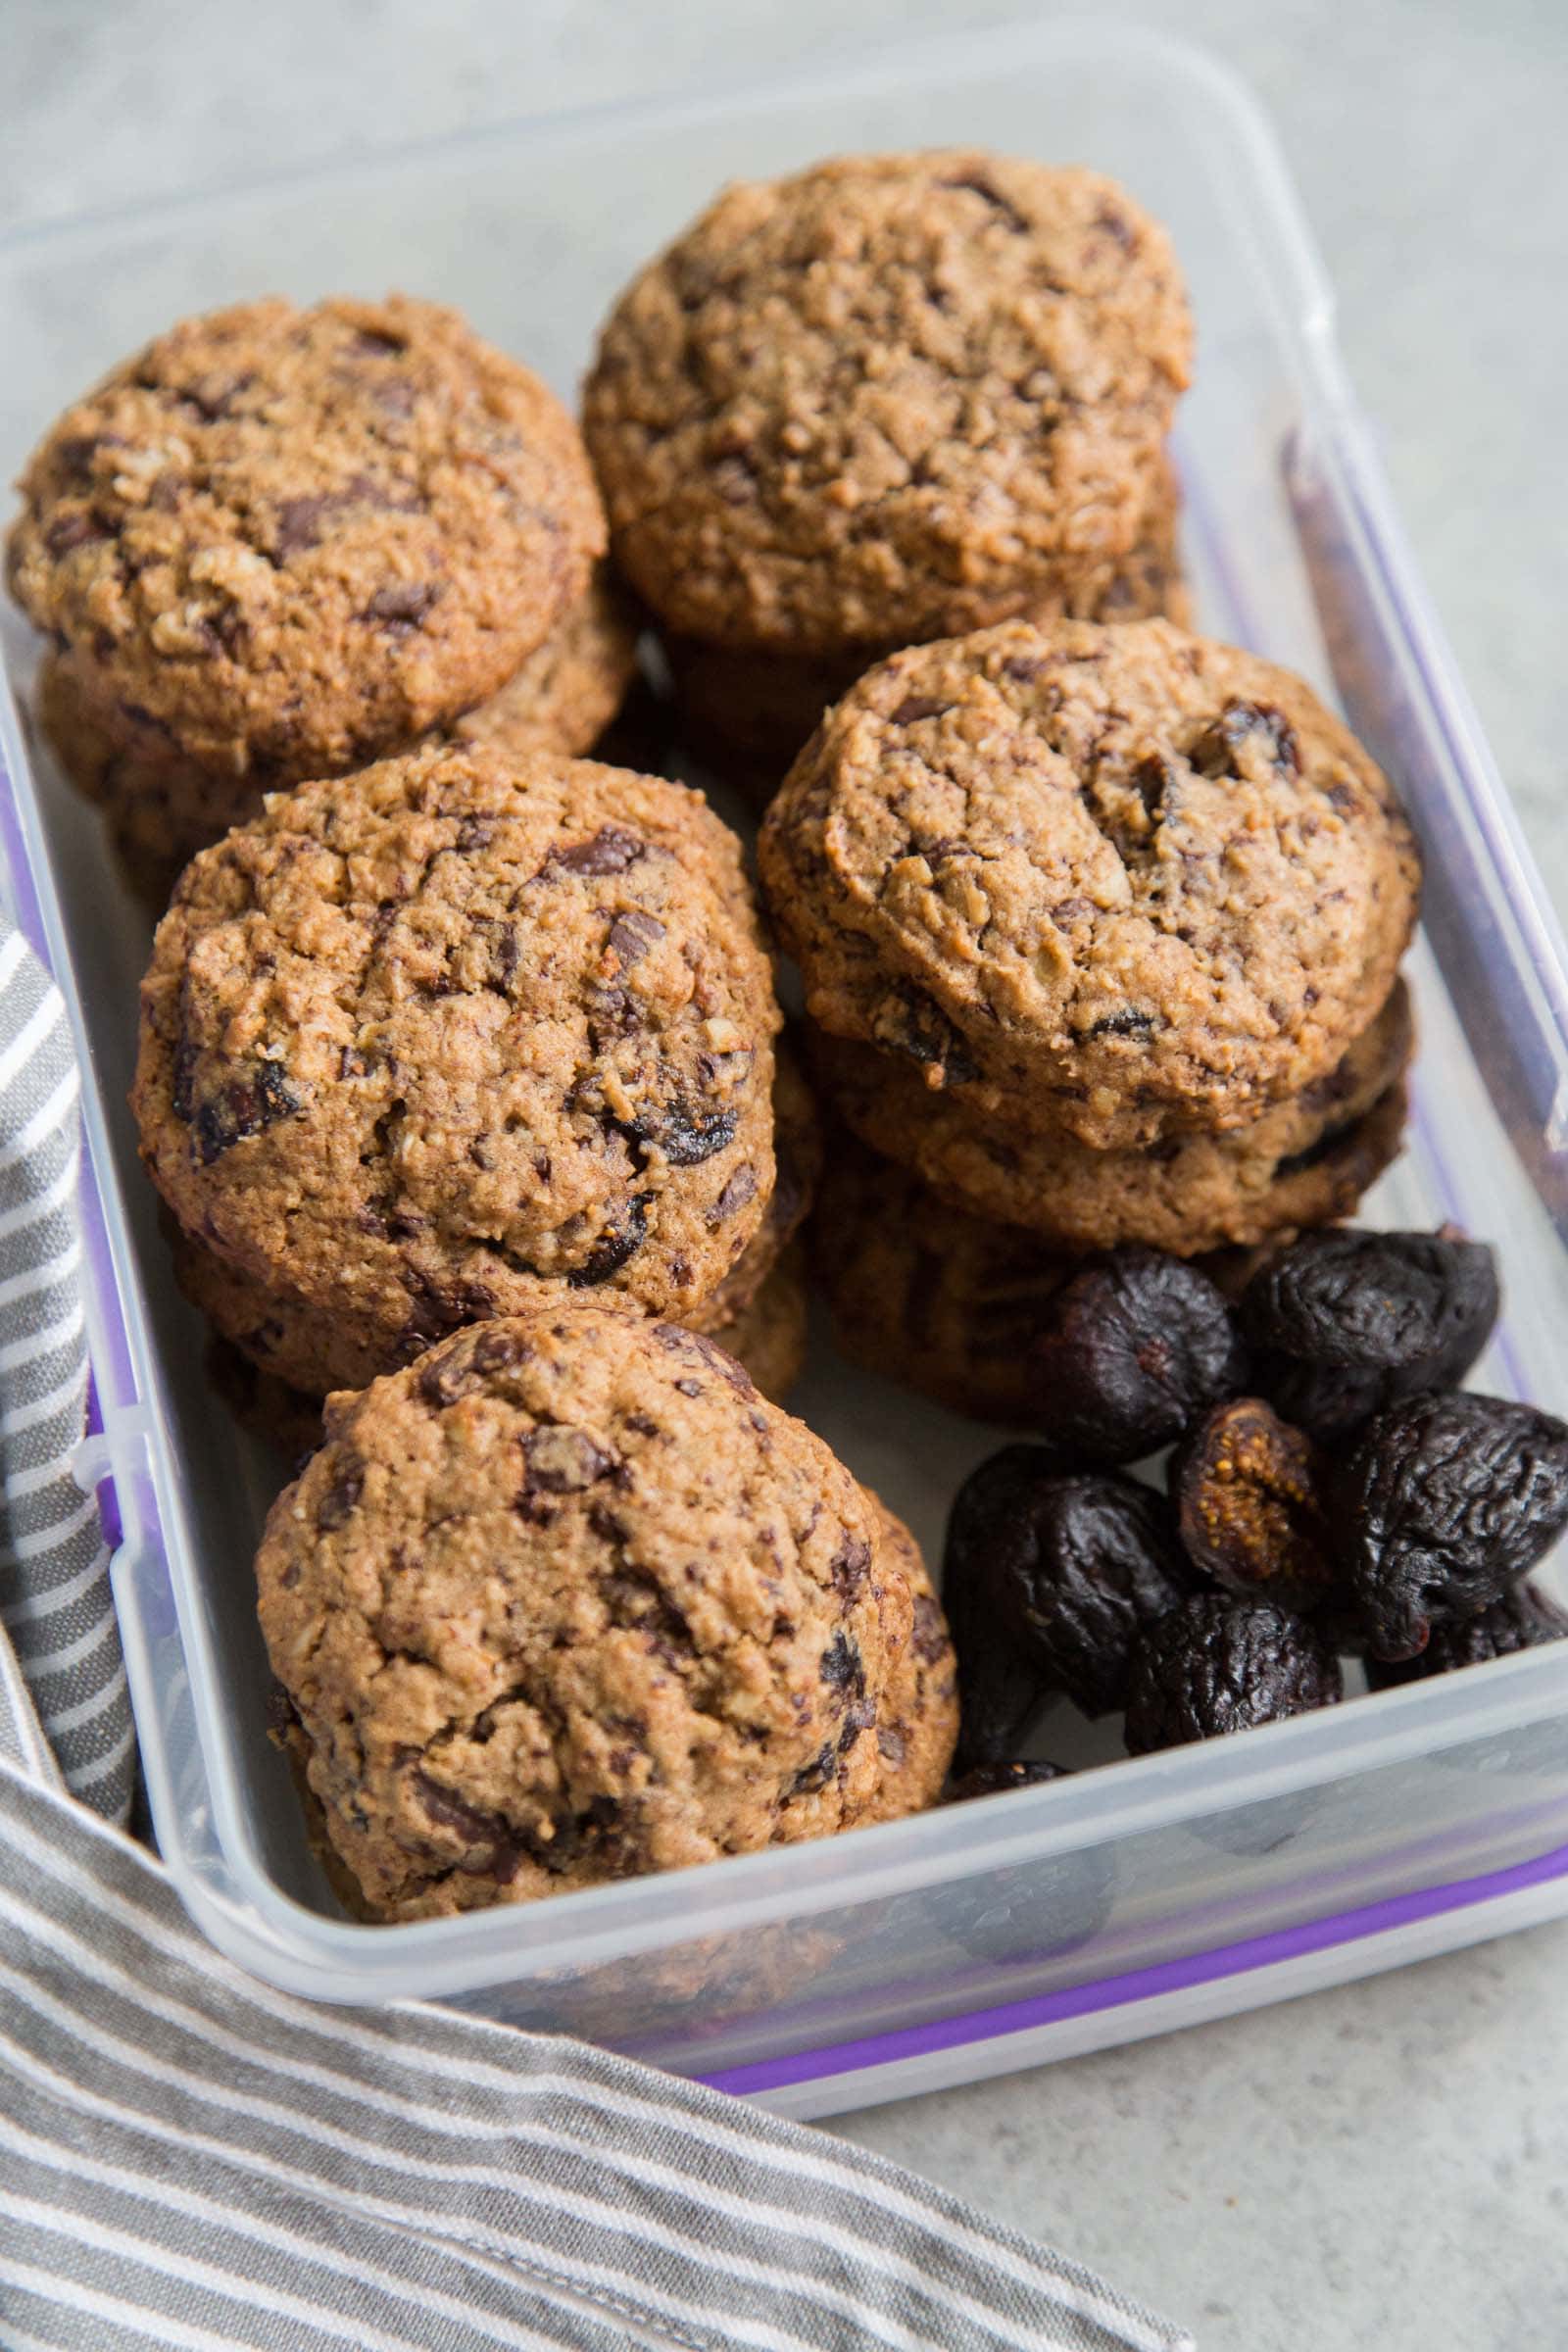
(0, 924), (132, 1821)
(0, 912), (1191, 2352)
(0, 1752), (1190, 2352)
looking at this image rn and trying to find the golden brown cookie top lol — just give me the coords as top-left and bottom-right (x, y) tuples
(583, 152), (1190, 651)
(133, 744), (780, 1373)
(8, 294), (605, 780)
(760, 619), (1420, 1149)
(256, 1303), (952, 1917)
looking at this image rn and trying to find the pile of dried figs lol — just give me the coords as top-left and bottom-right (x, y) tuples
(944, 1227), (1568, 1772)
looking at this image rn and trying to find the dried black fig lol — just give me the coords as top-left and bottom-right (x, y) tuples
(944, 1447), (1197, 1767)
(850, 1757), (1111, 1970)
(940, 1762), (1112, 1963)
(1173, 1396), (1339, 1614)
(1124, 1593), (1343, 1753)
(945, 1845), (1115, 1967)
(1029, 1249), (1249, 1462)
(1336, 1392), (1568, 1660)
(1365, 1582), (1568, 1687)
(1004, 1474), (1199, 1718)
(943, 1446), (1066, 1768)
(1242, 1227), (1498, 1441)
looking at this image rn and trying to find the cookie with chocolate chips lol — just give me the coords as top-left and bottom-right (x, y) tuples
(255, 1302), (956, 1920)
(133, 742), (780, 1394)
(37, 561), (640, 908)
(206, 1236), (810, 1468)
(9, 294), (606, 871)
(584, 151), (1191, 652)
(759, 618), (1421, 1149)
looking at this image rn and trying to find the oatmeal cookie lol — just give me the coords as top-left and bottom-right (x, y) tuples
(759, 619), (1420, 1148)
(37, 561), (639, 903)
(10, 295), (604, 824)
(208, 1234), (810, 1464)
(667, 458), (1190, 803)
(186, 1043), (816, 1411)
(134, 743), (779, 1394)
(255, 1302), (956, 1919)
(584, 153), (1190, 651)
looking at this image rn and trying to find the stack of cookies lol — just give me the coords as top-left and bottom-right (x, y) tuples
(4, 290), (821, 1420)
(760, 616), (1421, 1424)
(8, 294), (636, 901)
(582, 150), (1194, 803)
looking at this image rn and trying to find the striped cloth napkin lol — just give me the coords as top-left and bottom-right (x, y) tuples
(0, 925), (133, 1821)
(0, 910), (1192, 2352)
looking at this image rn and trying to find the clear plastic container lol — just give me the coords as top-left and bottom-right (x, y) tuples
(5, 20), (1568, 2123)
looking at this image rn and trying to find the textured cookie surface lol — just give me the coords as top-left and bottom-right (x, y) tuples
(134, 744), (779, 1394)
(864, 1494), (965, 1807)
(9, 295), (604, 791)
(256, 1303), (956, 1919)
(32, 641), (255, 902)
(585, 153), (1190, 650)
(176, 1036), (815, 1399)
(207, 1239), (810, 1465)
(685, 1043), (821, 1332)
(811, 981), (1411, 1254)
(760, 619), (1420, 1148)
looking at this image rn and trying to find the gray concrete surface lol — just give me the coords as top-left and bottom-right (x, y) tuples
(6, 3), (1566, 2343)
